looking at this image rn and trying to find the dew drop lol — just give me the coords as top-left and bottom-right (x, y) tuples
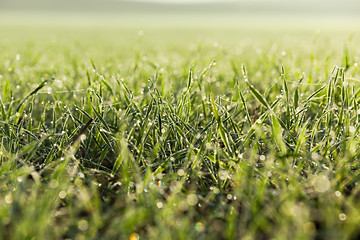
(339, 213), (347, 221)
(187, 194), (198, 206)
(5, 194), (13, 204)
(59, 191), (67, 199)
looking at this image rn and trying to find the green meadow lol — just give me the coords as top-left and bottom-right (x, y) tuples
(0, 12), (360, 239)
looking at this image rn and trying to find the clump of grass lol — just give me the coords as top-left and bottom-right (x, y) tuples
(0, 26), (360, 240)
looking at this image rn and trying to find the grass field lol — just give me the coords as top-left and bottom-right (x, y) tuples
(1, 12), (360, 239)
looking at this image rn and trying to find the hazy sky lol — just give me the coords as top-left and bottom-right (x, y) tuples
(1, 0), (359, 16)
(129, 0), (237, 3)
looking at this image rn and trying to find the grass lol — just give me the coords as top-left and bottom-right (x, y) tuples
(0, 16), (360, 239)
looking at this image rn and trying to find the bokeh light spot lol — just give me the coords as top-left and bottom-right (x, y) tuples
(187, 194), (198, 206)
(195, 222), (205, 232)
(130, 233), (140, 240)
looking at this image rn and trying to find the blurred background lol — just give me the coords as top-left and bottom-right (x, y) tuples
(1, 0), (360, 71)
(1, 0), (360, 29)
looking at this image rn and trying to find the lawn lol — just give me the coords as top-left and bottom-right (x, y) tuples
(0, 13), (360, 239)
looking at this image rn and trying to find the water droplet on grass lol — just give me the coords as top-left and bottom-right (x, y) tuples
(335, 191), (341, 197)
(78, 219), (89, 231)
(177, 169), (185, 176)
(5, 194), (13, 204)
(312, 175), (330, 193)
(59, 191), (67, 199)
(187, 194), (198, 206)
(339, 213), (347, 221)
(156, 202), (163, 208)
